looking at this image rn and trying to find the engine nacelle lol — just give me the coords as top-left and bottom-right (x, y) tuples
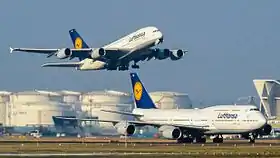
(154, 48), (170, 60)
(259, 124), (272, 135)
(158, 126), (182, 139)
(91, 48), (106, 59)
(170, 49), (184, 60)
(114, 121), (136, 136)
(56, 48), (72, 59)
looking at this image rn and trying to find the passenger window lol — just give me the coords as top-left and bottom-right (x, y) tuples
(249, 108), (259, 111)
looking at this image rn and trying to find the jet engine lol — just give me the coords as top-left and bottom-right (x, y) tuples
(242, 124), (272, 139)
(154, 48), (170, 60)
(158, 126), (182, 139)
(91, 48), (106, 59)
(170, 49), (184, 60)
(114, 121), (136, 136)
(259, 124), (272, 135)
(56, 48), (72, 59)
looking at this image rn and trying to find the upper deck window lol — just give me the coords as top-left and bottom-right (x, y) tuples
(249, 108), (259, 111)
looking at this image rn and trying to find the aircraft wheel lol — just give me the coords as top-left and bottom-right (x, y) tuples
(249, 138), (255, 143)
(118, 65), (129, 71)
(213, 136), (223, 143)
(177, 137), (193, 143)
(196, 137), (206, 143)
(131, 65), (140, 69)
(248, 134), (256, 143)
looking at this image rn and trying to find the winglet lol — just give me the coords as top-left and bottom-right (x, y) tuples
(9, 47), (14, 53)
(130, 73), (157, 109)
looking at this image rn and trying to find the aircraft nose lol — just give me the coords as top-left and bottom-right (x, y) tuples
(158, 32), (164, 43)
(259, 113), (267, 126)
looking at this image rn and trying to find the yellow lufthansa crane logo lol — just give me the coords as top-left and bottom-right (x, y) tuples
(134, 82), (143, 101)
(75, 37), (83, 49)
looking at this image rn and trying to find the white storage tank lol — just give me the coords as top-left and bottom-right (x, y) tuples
(34, 90), (63, 103)
(0, 91), (11, 126)
(149, 91), (192, 109)
(59, 90), (82, 112)
(80, 90), (133, 129)
(81, 90), (133, 104)
(8, 91), (75, 127)
(59, 90), (81, 104)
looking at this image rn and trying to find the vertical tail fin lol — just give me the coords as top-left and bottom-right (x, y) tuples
(69, 29), (89, 49)
(69, 29), (90, 61)
(130, 73), (157, 109)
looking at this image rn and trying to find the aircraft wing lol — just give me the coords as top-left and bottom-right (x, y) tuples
(54, 116), (208, 131)
(100, 109), (143, 117)
(116, 48), (188, 64)
(41, 62), (81, 67)
(10, 47), (122, 59)
(144, 48), (188, 60)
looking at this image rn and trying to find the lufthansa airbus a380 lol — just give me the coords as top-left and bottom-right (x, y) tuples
(56, 73), (272, 143)
(10, 26), (187, 71)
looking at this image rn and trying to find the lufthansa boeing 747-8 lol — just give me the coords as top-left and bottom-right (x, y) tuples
(55, 73), (272, 143)
(10, 26), (187, 71)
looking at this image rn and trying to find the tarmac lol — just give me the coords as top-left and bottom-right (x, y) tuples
(1, 136), (280, 145)
(0, 136), (279, 157)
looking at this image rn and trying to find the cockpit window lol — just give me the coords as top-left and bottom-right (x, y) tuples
(249, 108), (259, 111)
(153, 29), (159, 33)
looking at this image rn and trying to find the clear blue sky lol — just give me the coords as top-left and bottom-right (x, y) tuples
(1, 0), (280, 106)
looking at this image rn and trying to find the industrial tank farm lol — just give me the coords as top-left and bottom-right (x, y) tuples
(0, 89), (193, 136)
(149, 91), (192, 109)
(80, 90), (134, 130)
(8, 91), (76, 127)
(0, 91), (11, 126)
(58, 90), (82, 112)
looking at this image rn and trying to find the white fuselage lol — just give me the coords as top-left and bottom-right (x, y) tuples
(104, 26), (163, 51)
(132, 105), (267, 135)
(78, 26), (163, 70)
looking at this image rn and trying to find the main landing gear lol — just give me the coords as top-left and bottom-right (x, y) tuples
(131, 64), (140, 69)
(213, 135), (223, 143)
(195, 136), (206, 143)
(177, 137), (193, 143)
(131, 62), (140, 69)
(118, 65), (129, 71)
(177, 135), (206, 143)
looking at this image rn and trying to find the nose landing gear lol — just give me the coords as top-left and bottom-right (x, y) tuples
(213, 135), (223, 143)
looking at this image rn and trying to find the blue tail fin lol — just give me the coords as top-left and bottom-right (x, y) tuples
(69, 29), (90, 60)
(69, 29), (90, 49)
(130, 73), (157, 109)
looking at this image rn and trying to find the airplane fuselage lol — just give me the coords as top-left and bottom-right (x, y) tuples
(78, 26), (163, 70)
(132, 105), (267, 135)
(104, 26), (163, 52)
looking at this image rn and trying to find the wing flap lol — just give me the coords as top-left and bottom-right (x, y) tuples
(41, 62), (81, 67)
